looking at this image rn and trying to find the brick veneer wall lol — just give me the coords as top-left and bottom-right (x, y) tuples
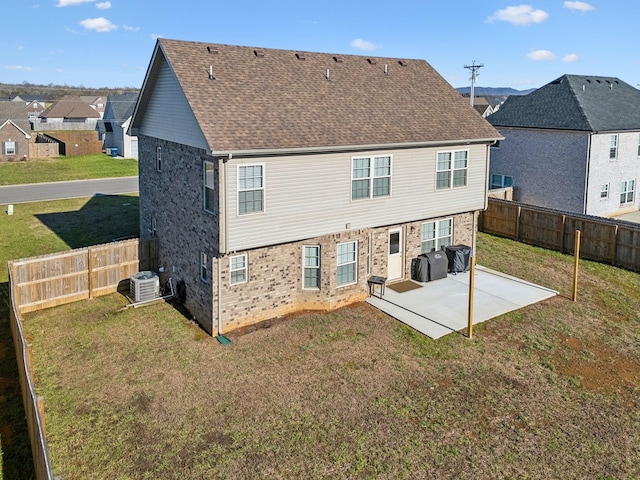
(0, 122), (30, 161)
(138, 135), (219, 333)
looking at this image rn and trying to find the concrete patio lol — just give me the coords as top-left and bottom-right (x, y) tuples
(366, 265), (558, 339)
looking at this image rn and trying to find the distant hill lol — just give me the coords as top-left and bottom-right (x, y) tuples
(456, 86), (536, 96)
(0, 82), (138, 101)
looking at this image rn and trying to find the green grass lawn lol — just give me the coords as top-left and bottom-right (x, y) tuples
(0, 195), (139, 480)
(0, 154), (138, 186)
(18, 233), (640, 479)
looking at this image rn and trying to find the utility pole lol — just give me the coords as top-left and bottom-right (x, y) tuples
(464, 61), (484, 107)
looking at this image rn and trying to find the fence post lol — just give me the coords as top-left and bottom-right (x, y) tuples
(88, 247), (94, 299)
(573, 230), (581, 302)
(37, 397), (46, 437)
(611, 225), (618, 265)
(515, 206), (521, 241)
(467, 257), (475, 339)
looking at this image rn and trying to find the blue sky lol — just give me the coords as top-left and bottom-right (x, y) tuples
(2, 1), (636, 90)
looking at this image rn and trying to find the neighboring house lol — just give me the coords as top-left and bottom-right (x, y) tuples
(130, 39), (501, 335)
(26, 100), (49, 120)
(102, 93), (139, 159)
(81, 95), (106, 118)
(0, 101), (31, 161)
(33, 94), (100, 131)
(488, 74), (640, 217)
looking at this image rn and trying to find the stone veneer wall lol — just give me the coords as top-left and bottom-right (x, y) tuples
(138, 135), (218, 333)
(214, 211), (477, 334)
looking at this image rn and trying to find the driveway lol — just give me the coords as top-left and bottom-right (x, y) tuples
(0, 176), (139, 204)
(366, 265), (558, 339)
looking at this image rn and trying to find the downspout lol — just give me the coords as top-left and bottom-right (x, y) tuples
(583, 133), (592, 215)
(216, 154), (232, 345)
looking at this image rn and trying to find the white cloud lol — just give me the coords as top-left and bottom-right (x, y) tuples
(56, 0), (94, 6)
(5, 65), (33, 71)
(487, 5), (549, 26)
(564, 1), (594, 12)
(79, 17), (117, 32)
(123, 25), (140, 32)
(527, 49), (556, 60)
(563, 53), (580, 62)
(96, 1), (111, 9)
(350, 38), (381, 51)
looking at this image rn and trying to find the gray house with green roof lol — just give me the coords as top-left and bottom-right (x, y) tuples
(488, 74), (640, 217)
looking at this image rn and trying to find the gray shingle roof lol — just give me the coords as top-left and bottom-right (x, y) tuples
(106, 93), (138, 124)
(134, 39), (500, 153)
(488, 74), (640, 132)
(0, 101), (30, 132)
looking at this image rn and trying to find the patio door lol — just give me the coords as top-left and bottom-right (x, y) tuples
(387, 228), (403, 280)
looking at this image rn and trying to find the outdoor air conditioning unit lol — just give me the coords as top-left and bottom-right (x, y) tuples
(130, 271), (160, 302)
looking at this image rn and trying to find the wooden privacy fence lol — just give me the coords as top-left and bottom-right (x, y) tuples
(8, 238), (157, 479)
(10, 238), (158, 314)
(480, 198), (640, 271)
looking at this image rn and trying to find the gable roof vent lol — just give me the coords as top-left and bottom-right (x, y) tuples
(207, 46), (218, 54)
(254, 49), (265, 58)
(333, 55), (343, 63)
(296, 52), (306, 60)
(367, 58), (377, 65)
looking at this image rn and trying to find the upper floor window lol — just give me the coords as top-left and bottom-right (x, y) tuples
(351, 155), (391, 200)
(200, 252), (209, 282)
(421, 218), (452, 253)
(156, 146), (162, 171)
(203, 161), (215, 213)
(609, 135), (618, 159)
(637, 134), (640, 157)
(490, 173), (513, 189)
(620, 179), (635, 205)
(600, 184), (609, 199)
(436, 150), (468, 190)
(238, 164), (264, 214)
(3, 141), (16, 156)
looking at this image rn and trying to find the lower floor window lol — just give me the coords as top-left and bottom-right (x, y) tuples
(4, 141), (16, 155)
(421, 218), (453, 253)
(337, 241), (357, 286)
(620, 179), (635, 204)
(490, 173), (514, 189)
(200, 252), (208, 282)
(230, 254), (247, 284)
(303, 245), (320, 289)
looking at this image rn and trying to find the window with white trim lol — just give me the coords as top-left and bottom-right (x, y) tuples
(303, 245), (320, 289)
(204, 161), (215, 213)
(151, 216), (157, 237)
(337, 241), (357, 286)
(351, 155), (391, 200)
(436, 150), (468, 189)
(230, 254), (247, 285)
(238, 164), (264, 214)
(490, 173), (514, 189)
(421, 218), (453, 253)
(200, 252), (208, 282)
(600, 184), (609, 199)
(609, 135), (618, 159)
(637, 134), (640, 157)
(620, 179), (635, 204)
(4, 141), (16, 156)
(156, 146), (162, 171)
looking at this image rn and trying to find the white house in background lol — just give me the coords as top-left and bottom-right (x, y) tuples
(488, 74), (640, 217)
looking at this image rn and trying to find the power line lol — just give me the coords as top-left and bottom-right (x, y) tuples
(464, 61), (484, 107)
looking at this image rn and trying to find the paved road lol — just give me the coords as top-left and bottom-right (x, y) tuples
(0, 176), (139, 204)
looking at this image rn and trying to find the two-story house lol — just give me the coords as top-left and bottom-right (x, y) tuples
(130, 39), (501, 336)
(488, 74), (640, 217)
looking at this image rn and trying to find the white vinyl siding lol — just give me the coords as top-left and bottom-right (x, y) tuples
(351, 155), (391, 200)
(436, 150), (468, 190)
(230, 254), (247, 285)
(421, 218), (452, 253)
(225, 145), (489, 252)
(238, 164), (264, 214)
(303, 245), (320, 289)
(337, 241), (357, 286)
(204, 161), (215, 213)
